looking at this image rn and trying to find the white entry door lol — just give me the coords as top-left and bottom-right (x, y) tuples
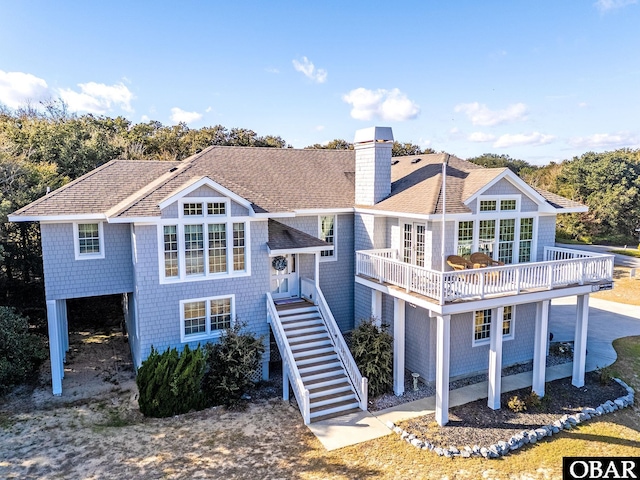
(270, 254), (299, 299)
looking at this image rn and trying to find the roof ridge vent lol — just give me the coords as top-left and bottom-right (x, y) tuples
(411, 158), (421, 164)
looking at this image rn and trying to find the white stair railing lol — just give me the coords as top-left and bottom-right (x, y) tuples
(301, 278), (368, 411)
(266, 292), (311, 425)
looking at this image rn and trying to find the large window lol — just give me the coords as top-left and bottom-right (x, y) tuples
(74, 222), (105, 260)
(473, 306), (514, 346)
(180, 295), (234, 342)
(454, 194), (536, 264)
(159, 199), (249, 282)
(319, 215), (336, 260)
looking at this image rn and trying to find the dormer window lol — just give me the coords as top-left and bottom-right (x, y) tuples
(183, 203), (203, 216)
(479, 200), (497, 212)
(207, 202), (226, 216)
(500, 199), (517, 211)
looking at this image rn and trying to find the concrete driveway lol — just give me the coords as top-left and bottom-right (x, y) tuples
(549, 296), (640, 371)
(556, 243), (640, 268)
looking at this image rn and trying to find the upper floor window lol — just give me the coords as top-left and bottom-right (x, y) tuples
(74, 222), (105, 260)
(473, 306), (514, 346)
(319, 215), (336, 261)
(477, 195), (520, 213)
(479, 200), (497, 212)
(159, 199), (249, 282)
(456, 216), (535, 264)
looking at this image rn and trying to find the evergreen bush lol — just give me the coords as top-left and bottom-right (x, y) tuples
(0, 306), (47, 394)
(350, 317), (393, 397)
(202, 322), (265, 407)
(136, 344), (206, 418)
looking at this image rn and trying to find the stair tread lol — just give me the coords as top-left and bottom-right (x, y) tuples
(310, 398), (360, 415)
(311, 407), (361, 423)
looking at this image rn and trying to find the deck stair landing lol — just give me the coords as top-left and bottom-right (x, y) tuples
(276, 302), (360, 422)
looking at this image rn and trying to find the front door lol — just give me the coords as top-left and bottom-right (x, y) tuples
(270, 254), (299, 299)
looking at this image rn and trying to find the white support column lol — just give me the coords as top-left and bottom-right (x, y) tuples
(487, 307), (504, 410)
(435, 314), (451, 426)
(393, 297), (405, 396)
(532, 300), (550, 397)
(314, 252), (320, 289)
(572, 294), (590, 387)
(282, 361), (290, 401)
(60, 300), (69, 362)
(46, 300), (63, 396)
(371, 290), (382, 326)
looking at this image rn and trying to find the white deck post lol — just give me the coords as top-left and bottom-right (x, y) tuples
(532, 300), (550, 397)
(393, 297), (405, 396)
(436, 314), (451, 426)
(371, 290), (382, 326)
(487, 307), (504, 410)
(282, 360), (290, 401)
(314, 252), (320, 289)
(46, 300), (63, 396)
(572, 294), (590, 387)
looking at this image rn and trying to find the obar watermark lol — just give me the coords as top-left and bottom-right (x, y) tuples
(564, 458), (639, 479)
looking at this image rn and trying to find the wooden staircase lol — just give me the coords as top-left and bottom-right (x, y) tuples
(276, 302), (361, 422)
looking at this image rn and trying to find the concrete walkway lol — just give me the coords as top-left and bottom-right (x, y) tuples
(308, 296), (640, 451)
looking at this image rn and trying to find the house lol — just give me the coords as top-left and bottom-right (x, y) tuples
(9, 126), (614, 425)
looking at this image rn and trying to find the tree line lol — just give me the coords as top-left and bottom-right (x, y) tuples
(1, 101), (638, 317)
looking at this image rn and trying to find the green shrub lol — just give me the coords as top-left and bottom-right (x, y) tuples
(507, 395), (527, 413)
(525, 391), (542, 410)
(0, 306), (47, 394)
(136, 344), (206, 418)
(350, 317), (393, 397)
(596, 365), (613, 386)
(202, 322), (265, 408)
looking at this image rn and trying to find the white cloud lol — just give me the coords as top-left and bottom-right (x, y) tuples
(59, 81), (134, 114)
(493, 132), (556, 148)
(342, 87), (420, 121)
(170, 107), (202, 124)
(205, 106), (212, 113)
(292, 57), (327, 83)
(568, 131), (639, 149)
(140, 115), (150, 122)
(468, 132), (496, 142)
(315, 125), (325, 131)
(595, 0), (637, 12)
(578, 102), (589, 108)
(454, 102), (528, 126)
(0, 70), (50, 109)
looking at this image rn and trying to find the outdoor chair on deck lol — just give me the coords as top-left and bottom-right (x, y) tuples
(446, 255), (475, 271)
(470, 252), (505, 268)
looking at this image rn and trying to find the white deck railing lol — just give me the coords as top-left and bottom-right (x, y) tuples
(356, 247), (614, 305)
(266, 292), (311, 424)
(301, 278), (368, 410)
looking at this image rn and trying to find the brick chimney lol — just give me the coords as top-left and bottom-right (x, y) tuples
(354, 126), (394, 206)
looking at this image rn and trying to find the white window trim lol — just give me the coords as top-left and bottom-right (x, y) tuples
(73, 222), (105, 260)
(318, 215), (337, 262)
(179, 294), (235, 343)
(158, 216), (252, 284)
(472, 306), (516, 347)
(453, 215), (538, 264)
(179, 197), (230, 219)
(477, 195), (521, 214)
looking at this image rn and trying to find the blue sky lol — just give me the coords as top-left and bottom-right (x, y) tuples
(1, 0), (639, 164)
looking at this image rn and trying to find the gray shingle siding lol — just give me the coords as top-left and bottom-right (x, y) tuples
(41, 222), (134, 301)
(537, 216), (557, 261)
(480, 179), (539, 213)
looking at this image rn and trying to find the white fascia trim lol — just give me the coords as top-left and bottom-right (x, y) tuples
(12, 213), (108, 223)
(354, 207), (433, 220)
(555, 206), (589, 214)
(252, 212), (295, 218)
(268, 245), (334, 256)
(158, 176), (252, 211)
(108, 216), (159, 224)
(465, 170), (555, 213)
(293, 208), (354, 215)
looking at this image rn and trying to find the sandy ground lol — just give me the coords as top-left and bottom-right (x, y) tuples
(0, 328), (327, 480)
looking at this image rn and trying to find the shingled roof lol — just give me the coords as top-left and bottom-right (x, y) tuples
(10, 146), (585, 220)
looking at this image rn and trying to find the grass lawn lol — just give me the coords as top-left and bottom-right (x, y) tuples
(591, 267), (640, 306)
(610, 248), (640, 259)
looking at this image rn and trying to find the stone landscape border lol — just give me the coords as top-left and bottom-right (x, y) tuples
(386, 378), (635, 459)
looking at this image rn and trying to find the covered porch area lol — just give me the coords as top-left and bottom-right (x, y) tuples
(366, 280), (598, 426)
